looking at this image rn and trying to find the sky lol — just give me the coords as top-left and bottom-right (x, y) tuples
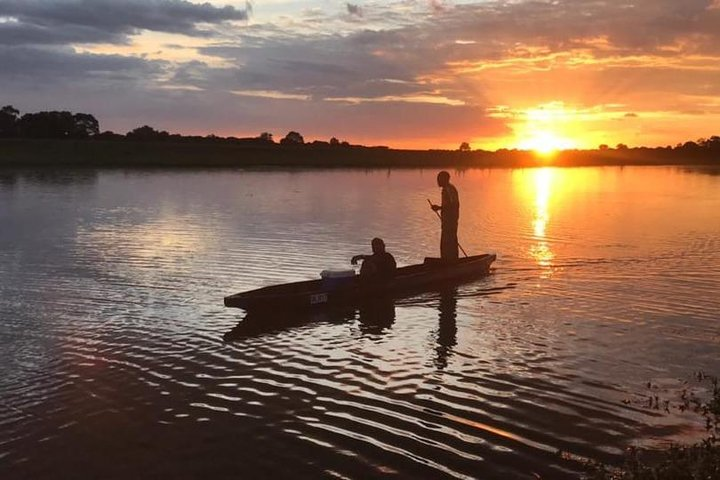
(1, 0), (719, 150)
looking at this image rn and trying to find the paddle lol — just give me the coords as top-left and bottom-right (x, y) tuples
(427, 198), (469, 258)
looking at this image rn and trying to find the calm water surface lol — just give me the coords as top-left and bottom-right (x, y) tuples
(1, 166), (719, 479)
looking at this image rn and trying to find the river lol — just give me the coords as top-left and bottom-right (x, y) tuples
(1, 166), (719, 479)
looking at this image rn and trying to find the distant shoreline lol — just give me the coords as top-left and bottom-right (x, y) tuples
(1, 138), (718, 169)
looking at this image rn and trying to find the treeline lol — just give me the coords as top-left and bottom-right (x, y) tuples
(1, 104), (719, 168)
(117, 126), (357, 148)
(0, 106), (100, 139)
(496, 137), (720, 163)
(0, 105), (360, 149)
(597, 138), (720, 155)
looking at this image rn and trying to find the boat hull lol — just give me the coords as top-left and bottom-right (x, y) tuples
(224, 253), (496, 311)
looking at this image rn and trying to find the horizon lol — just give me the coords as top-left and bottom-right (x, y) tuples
(4, 103), (720, 155)
(2, 1), (720, 151)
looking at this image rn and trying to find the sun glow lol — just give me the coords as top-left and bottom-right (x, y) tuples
(517, 130), (577, 156)
(482, 101), (606, 153)
(516, 102), (581, 155)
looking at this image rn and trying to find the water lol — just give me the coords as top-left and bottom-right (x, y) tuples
(1, 166), (719, 479)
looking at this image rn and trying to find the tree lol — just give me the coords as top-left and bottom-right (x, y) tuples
(330, 137), (340, 146)
(259, 132), (274, 143)
(1, 105), (19, 117)
(616, 143), (628, 150)
(127, 125), (170, 141)
(18, 111), (74, 138)
(280, 131), (304, 145)
(704, 136), (720, 150)
(0, 105), (20, 137)
(72, 113), (100, 137)
(458, 142), (471, 152)
(598, 144), (609, 150)
(15, 110), (100, 138)
(95, 130), (124, 140)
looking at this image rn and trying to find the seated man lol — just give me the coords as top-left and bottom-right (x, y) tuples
(351, 237), (397, 280)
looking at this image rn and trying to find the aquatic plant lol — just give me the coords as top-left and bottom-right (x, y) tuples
(585, 374), (720, 480)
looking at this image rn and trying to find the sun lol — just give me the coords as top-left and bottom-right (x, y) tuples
(487, 102), (582, 155)
(480, 101), (606, 153)
(518, 130), (577, 156)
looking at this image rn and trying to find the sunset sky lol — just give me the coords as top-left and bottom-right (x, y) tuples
(1, 0), (719, 150)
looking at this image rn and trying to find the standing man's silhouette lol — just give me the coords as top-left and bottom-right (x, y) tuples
(430, 171), (460, 260)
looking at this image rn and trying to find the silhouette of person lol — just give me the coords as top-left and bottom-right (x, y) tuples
(430, 171), (460, 260)
(351, 237), (397, 280)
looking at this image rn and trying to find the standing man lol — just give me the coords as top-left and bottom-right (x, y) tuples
(430, 171), (459, 260)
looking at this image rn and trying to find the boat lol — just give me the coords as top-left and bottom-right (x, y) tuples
(224, 253), (496, 311)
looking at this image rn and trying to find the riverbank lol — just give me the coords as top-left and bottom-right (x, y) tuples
(1, 139), (718, 169)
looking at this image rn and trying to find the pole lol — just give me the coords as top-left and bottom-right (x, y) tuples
(427, 199), (468, 258)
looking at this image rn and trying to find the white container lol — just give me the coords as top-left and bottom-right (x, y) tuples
(320, 269), (356, 279)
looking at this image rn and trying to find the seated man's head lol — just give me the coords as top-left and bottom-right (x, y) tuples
(371, 237), (386, 254)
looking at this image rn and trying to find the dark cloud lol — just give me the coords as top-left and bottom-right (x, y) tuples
(197, 33), (418, 98)
(0, 0), (248, 45)
(0, 45), (165, 81)
(0, 21), (127, 46)
(346, 3), (362, 17)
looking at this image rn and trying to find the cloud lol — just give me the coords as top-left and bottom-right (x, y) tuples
(433, 0), (720, 55)
(0, 0), (248, 45)
(0, 45), (165, 81)
(219, 0), (717, 97)
(196, 31), (421, 98)
(0, 19), (127, 45)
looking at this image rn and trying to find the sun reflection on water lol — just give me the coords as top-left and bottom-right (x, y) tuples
(531, 168), (555, 271)
(532, 168), (551, 239)
(513, 167), (559, 276)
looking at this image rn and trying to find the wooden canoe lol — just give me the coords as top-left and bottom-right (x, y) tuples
(224, 253), (496, 311)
